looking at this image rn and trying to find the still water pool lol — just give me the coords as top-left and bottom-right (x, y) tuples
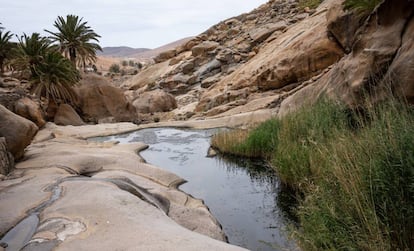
(98, 127), (296, 251)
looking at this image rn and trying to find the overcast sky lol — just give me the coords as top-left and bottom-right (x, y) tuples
(0, 0), (268, 49)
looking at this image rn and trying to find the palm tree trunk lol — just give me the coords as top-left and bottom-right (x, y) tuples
(0, 58), (4, 75)
(69, 47), (76, 67)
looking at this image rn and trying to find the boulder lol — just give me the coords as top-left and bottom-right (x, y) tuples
(194, 59), (222, 81)
(181, 60), (195, 74)
(191, 41), (220, 57)
(14, 97), (46, 128)
(77, 75), (137, 122)
(54, 104), (86, 126)
(133, 89), (177, 114)
(279, 0), (414, 115)
(326, 1), (361, 53)
(0, 137), (14, 175)
(154, 49), (177, 63)
(322, 0), (414, 106)
(0, 90), (24, 112)
(159, 74), (197, 94)
(0, 104), (38, 160)
(382, 14), (414, 103)
(248, 21), (287, 44)
(122, 61), (173, 90)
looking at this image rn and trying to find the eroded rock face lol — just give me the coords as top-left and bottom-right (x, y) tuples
(77, 75), (137, 122)
(54, 104), (85, 126)
(279, 0), (414, 115)
(323, 0), (414, 106)
(0, 123), (246, 251)
(383, 13), (414, 103)
(14, 97), (46, 128)
(196, 0), (344, 112)
(0, 104), (38, 160)
(133, 89), (177, 114)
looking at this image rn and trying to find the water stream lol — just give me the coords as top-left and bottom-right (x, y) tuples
(99, 127), (296, 251)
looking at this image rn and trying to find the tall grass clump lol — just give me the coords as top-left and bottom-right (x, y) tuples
(212, 95), (414, 250)
(272, 99), (349, 191)
(211, 119), (280, 158)
(298, 99), (414, 250)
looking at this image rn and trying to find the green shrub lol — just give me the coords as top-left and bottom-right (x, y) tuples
(298, 0), (323, 9)
(343, 0), (382, 15)
(109, 63), (120, 73)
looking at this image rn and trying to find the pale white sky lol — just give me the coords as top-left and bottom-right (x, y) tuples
(0, 0), (268, 48)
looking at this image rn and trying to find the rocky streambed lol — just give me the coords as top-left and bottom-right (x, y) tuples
(97, 127), (296, 251)
(0, 123), (247, 251)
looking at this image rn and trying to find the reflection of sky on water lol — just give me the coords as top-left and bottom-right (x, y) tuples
(94, 128), (296, 251)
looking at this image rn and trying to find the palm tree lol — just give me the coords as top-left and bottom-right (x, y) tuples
(45, 15), (102, 67)
(31, 51), (80, 104)
(13, 33), (54, 77)
(13, 33), (79, 104)
(0, 29), (14, 73)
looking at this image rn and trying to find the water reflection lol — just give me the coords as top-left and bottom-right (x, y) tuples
(92, 128), (297, 251)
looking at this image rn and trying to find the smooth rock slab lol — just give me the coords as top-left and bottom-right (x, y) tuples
(1, 123), (246, 250)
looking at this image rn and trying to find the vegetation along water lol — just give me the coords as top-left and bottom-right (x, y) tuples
(212, 96), (414, 251)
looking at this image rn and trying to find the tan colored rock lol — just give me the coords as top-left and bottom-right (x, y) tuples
(383, 13), (414, 103)
(326, 0), (360, 53)
(322, 0), (414, 106)
(191, 41), (220, 57)
(54, 104), (85, 126)
(122, 61), (174, 90)
(14, 97), (46, 128)
(77, 75), (137, 122)
(0, 105), (38, 160)
(154, 49), (177, 63)
(0, 123), (247, 250)
(248, 21), (287, 44)
(132, 89), (177, 114)
(196, 0), (343, 112)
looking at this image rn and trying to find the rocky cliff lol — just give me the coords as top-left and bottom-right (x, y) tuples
(123, 0), (414, 121)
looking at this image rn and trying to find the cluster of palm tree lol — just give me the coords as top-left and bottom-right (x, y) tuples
(0, 15), (102, 105)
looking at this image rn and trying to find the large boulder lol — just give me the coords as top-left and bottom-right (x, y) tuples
(326, 0), (361, 53)
(154, 49), (177, 63)
(14, 97), (46, 128)
(122, 61), (174, 90)
(279, 0), (414, 115)
(383, 13), (414, 103)
(77, 75), (137, 122)
(54, 104), (86, 126)
(133, 89), (177, 114)
(0, 137), (14, 175)
(322, 0), (414, 106)
(191, 41), (220, 57)
(0, 104), (38, 160)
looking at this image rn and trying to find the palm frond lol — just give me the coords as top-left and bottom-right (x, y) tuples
(45, 15), (102, 66)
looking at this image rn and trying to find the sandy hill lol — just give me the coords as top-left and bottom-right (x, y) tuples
(98, 46), (150, 58)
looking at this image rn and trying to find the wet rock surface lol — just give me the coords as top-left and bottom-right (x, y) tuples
(0, 123), (247, 250)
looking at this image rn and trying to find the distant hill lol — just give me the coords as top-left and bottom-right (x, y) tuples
(98, 46), (150, 58)
(99, 37), (194, 60)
